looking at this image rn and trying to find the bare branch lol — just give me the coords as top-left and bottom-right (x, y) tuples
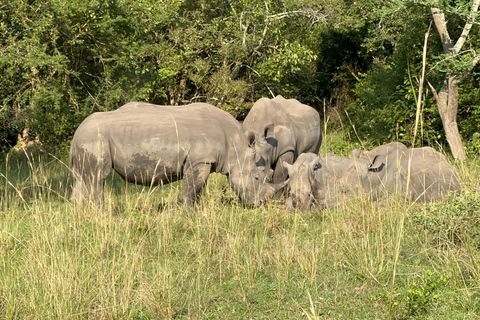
(472, 54), (480, 68)
(427, 81), (440, 108)
(428, 49), (479, 73)
(242, 65), (275, 98)
(267, 7), (327, 25)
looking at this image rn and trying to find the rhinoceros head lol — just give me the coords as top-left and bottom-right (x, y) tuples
(228, 130), (287, 206)
(282, 154), (320, 211)
(245, 124), (275, 176)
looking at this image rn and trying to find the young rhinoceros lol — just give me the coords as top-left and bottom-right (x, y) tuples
(282, 151), (359, 211)
(69, 102), (288, 207)
(283, 142), (461, 210)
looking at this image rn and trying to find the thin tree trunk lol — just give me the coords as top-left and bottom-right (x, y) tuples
(430, 75), (467, 161)
(430, 0), (480, 162)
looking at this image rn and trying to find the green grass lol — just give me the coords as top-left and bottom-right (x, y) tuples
(0, 136), (480, 319)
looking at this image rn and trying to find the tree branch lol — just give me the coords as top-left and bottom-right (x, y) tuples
(267, 8), (326, 24)
(453, 0), (480, 53)
(430, 1), (453, 53)
(430, 7), (452, 53)
(427, 81), (440, 107)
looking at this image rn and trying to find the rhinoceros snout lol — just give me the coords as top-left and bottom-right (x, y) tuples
(285, 193), (314, 211)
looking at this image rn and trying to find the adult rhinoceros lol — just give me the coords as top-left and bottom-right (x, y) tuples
(242, 95), (322, 187)
(338, 142), (461, 202)
(283, 142), (461, 210)
(69, 102), (287, 207)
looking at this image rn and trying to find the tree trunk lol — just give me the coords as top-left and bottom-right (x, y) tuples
(429, 0), (480, 162)
(434, 75), (467, 161)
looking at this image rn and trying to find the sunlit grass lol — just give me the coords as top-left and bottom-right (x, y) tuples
(0, 138), (479, 319)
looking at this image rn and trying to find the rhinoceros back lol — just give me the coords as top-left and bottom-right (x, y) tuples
(70, 102), (245, 185)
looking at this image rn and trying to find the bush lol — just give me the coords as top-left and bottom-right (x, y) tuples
(409, 187), (480, 248)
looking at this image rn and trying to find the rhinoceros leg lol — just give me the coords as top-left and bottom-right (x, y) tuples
(71, 144), (112, 207)
(273, 151), (294, 196)
(181, 162), (212, 205)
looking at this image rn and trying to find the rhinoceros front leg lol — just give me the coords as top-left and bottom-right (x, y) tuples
(273, 151), (294, 197)
(181, 162), (212, 205)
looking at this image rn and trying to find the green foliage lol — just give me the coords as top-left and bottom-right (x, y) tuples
(409, 187), (480, 247)
(1, 0), (480, 158)
(404, 272), (448, 318)
(350, 63), (443, 146)
(0, 0), (323, 150)
(388, 271), (449, 319)
(457, 68), (480, 157)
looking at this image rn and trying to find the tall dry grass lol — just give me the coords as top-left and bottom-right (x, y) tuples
(0, 142), (479, 319)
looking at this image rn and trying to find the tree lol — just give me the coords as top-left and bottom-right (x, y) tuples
(429, 0), (480, 161)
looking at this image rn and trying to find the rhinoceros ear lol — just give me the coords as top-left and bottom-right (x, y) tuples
(282, 161), (295, 177)
(368, 154), (386, 172)
(308, 157), (322, 185)
(309, 157), (322, 173)
(351, 148), (361, 159)
(260, 123), (274, 140)
(245, 131), (256, 148)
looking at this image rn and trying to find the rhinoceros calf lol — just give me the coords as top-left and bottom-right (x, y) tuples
(242, 95), (322, 187)
(69, 102), (287, 207)
(282, 151), (358, 211)
(283, 142), (461, 210)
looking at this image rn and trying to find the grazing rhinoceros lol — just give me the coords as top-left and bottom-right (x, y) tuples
(242, 95), (322, 188)
(69, 102), (287, 207)
(283, 142), (461, 210)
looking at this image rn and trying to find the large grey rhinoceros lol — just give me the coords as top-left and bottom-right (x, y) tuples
(242, 95), (322, 186)
(283, 142), (461, 210)
(69, 102), (287, 207)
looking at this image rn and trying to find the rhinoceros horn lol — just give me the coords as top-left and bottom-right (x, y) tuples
(264, 179), (290, 199)
(264, 168), (275, 182)
(282, 161), (295, 177)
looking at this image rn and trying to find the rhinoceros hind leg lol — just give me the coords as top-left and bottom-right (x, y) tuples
(70, 148), (111, 208)
(182, 163), (211, 206)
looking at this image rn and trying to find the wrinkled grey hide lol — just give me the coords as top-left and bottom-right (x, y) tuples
(283, 142), (461, 210)
(69, 102), (287, 207)
(242, 95), (322, 187)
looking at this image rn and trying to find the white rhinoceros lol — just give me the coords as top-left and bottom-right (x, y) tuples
(283, 142), (461, 210)
(282, 151), (358, 211)
(338, 142), (461, 202)
(69, 102), (287, 207)
(242, 95), (322, 187)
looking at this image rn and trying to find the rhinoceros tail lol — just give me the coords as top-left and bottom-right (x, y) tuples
(67, 151), (73, 179)
(67, 144), (76, 179)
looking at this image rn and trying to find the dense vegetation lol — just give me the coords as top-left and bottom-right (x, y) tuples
(1, 0), (480, 157)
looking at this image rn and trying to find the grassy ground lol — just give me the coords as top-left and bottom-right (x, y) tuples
(0, 133), (480, 319)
